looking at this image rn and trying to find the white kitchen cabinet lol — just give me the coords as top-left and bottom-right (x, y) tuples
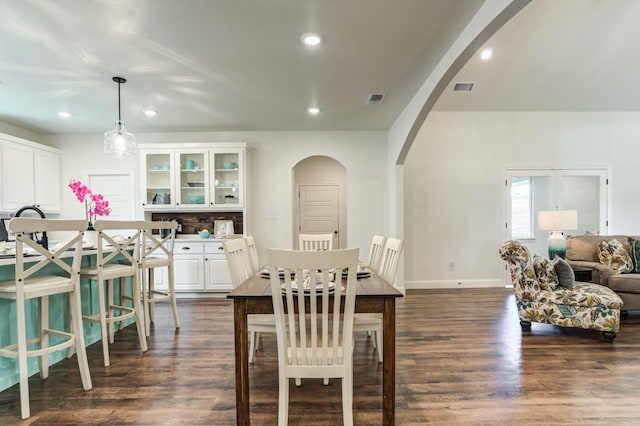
(140, 150), (175, 209)
(173, 241), (205, 291)
(139, 143), (246, 211)
(204, 241), (233, 292)
(0, 136), (61, 213)
(175, 149), (209, 208)
(151, 239), (233, 293)
(209, 148), (244, 208)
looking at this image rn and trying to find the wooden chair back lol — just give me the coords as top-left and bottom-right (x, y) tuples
(378, 237), (403, 286)
(299, 233), (333, 251)
(222, 238), (252, 288)
(366, 235), (386, 274)
(244, 235), (260, 273)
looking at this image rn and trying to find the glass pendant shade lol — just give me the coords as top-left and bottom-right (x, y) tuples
(104, 76), (136, 158)
(104, 120), (136, 158)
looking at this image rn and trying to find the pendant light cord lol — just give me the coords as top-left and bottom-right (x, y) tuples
(112, 76), (126, 125)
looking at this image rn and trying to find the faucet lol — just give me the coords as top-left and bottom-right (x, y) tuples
(15, 205), (48, 250)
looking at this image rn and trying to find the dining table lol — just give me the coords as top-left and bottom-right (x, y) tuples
(227, 268), (403, 425)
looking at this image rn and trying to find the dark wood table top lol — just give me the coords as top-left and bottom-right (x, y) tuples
(227, 272), (403, 300)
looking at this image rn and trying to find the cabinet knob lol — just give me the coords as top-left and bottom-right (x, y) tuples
(181, 247), (191, 251)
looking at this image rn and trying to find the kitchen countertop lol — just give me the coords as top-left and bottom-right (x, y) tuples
(175, 234), (243, 242)
(0, 234), (244, 265)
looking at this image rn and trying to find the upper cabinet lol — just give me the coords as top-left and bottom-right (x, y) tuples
(0, 135), (62, 214)
(210, 148), (244, 208)
(139, 143), (246, 211)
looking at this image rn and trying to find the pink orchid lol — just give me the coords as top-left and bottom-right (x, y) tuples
(68, 180), (111, 226)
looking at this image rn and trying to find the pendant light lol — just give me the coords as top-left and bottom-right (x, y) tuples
(104, 76), (136, 158)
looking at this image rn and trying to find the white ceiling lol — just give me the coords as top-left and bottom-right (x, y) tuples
(435, 0), (640, 111)
(0, 1), (637, 136)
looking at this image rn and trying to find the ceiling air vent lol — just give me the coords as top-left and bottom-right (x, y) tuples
(453, 82), (474, 92)
(366, 93), (385, 104)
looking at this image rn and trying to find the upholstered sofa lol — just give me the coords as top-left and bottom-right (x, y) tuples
(499, 240), (622, 342)
(566, 234), (640, 315)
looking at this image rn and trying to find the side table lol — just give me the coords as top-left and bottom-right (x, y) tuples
(572, 266), (592, 283)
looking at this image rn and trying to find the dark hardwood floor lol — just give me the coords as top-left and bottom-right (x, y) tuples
(2, 288), (640, 425)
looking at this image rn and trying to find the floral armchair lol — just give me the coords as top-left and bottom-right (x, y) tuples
(499, 240), (623, 342)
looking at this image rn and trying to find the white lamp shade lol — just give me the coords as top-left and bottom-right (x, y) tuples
(538, 210), (578, 231)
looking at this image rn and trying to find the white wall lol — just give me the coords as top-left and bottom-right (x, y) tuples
(404, 111), (640, 289)
(43, 130), (388, 261)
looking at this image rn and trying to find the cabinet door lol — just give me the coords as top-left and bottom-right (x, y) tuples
(176, 150), (209, 208)
(140, 150), (175, 209)
(209, 148), (244, 208)
(205, 256), (233, 291)
(33, 148), (61, 212)
(1, 141), (35, 211)
(173, 254), (205, 291)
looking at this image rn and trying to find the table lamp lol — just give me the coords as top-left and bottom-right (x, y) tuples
(538, 210), (578, 259)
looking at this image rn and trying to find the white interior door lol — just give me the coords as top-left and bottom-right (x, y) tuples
(298, 184), (339, 248)
(87, 172), (135, 237)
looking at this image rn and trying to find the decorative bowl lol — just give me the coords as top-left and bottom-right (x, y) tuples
(223, 162), (238, 169)
(188, 195), (205, 204)
(198, 230), (211, 239)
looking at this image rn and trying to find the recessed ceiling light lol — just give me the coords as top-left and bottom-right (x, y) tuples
(144, 109), (158, 117)
(58, 111), (72, 118)
(301, 33), (322, 46)
(480, 48), (493, 60)
(308, 107), (320, 115)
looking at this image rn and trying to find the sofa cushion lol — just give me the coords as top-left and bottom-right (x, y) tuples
(629, 238), (640, 273)
(597, 239), (633, 274)
(553, 256), (575, 289)
(540, 281), (623, 310)
(533, 255), (559, 290)
(607, 274), (640, 294)
(566, 235), (630, 262)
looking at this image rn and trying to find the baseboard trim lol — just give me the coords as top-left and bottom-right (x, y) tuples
(405, 279), (503, 290)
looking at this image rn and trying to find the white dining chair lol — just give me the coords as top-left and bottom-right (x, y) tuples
(0, 218), (92, 419)
(299, 233), (333, 251)
(79, 220), (147, 367)
(138, 220), (180, 336)
(353, 237), (404, 362)
(266, 247), (359, 426)
(223, 237), (275, 363)
(366, 235), (386, 275)
(245, 235), (260, 273)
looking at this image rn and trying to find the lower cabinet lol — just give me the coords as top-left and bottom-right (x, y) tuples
(150, 240), (232, 293)
(204, 242), (233, 292)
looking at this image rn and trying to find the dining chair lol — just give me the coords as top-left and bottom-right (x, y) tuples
(353, 237), (404, 362)
(0, 218), (92, 419)
(79, 220), (147, 367)
(266, 247), (359, 426)
(366, 235), (386, 275)
(222, 237), (275, 363)
(299, 233), (333, 251)
(245, 235), (260, 273)
(138, 220), (180, 336)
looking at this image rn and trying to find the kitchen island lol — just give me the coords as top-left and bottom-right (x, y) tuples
(0, 247), (131, 393)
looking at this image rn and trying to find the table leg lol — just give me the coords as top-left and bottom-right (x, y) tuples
(382, 297), (396, 426)
(234, 299), (250, 425)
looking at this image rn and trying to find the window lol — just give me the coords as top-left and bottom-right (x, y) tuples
(511, 177), (533, 239)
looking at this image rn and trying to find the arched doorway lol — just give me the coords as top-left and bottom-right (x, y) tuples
(292, 156), (346, 249)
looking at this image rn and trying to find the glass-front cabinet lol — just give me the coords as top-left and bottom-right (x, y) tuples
(210, 148), (244, 208)
(142, 151), (175, 209)
(176, 150), (209, 208)
(139, 144), (245, 211)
